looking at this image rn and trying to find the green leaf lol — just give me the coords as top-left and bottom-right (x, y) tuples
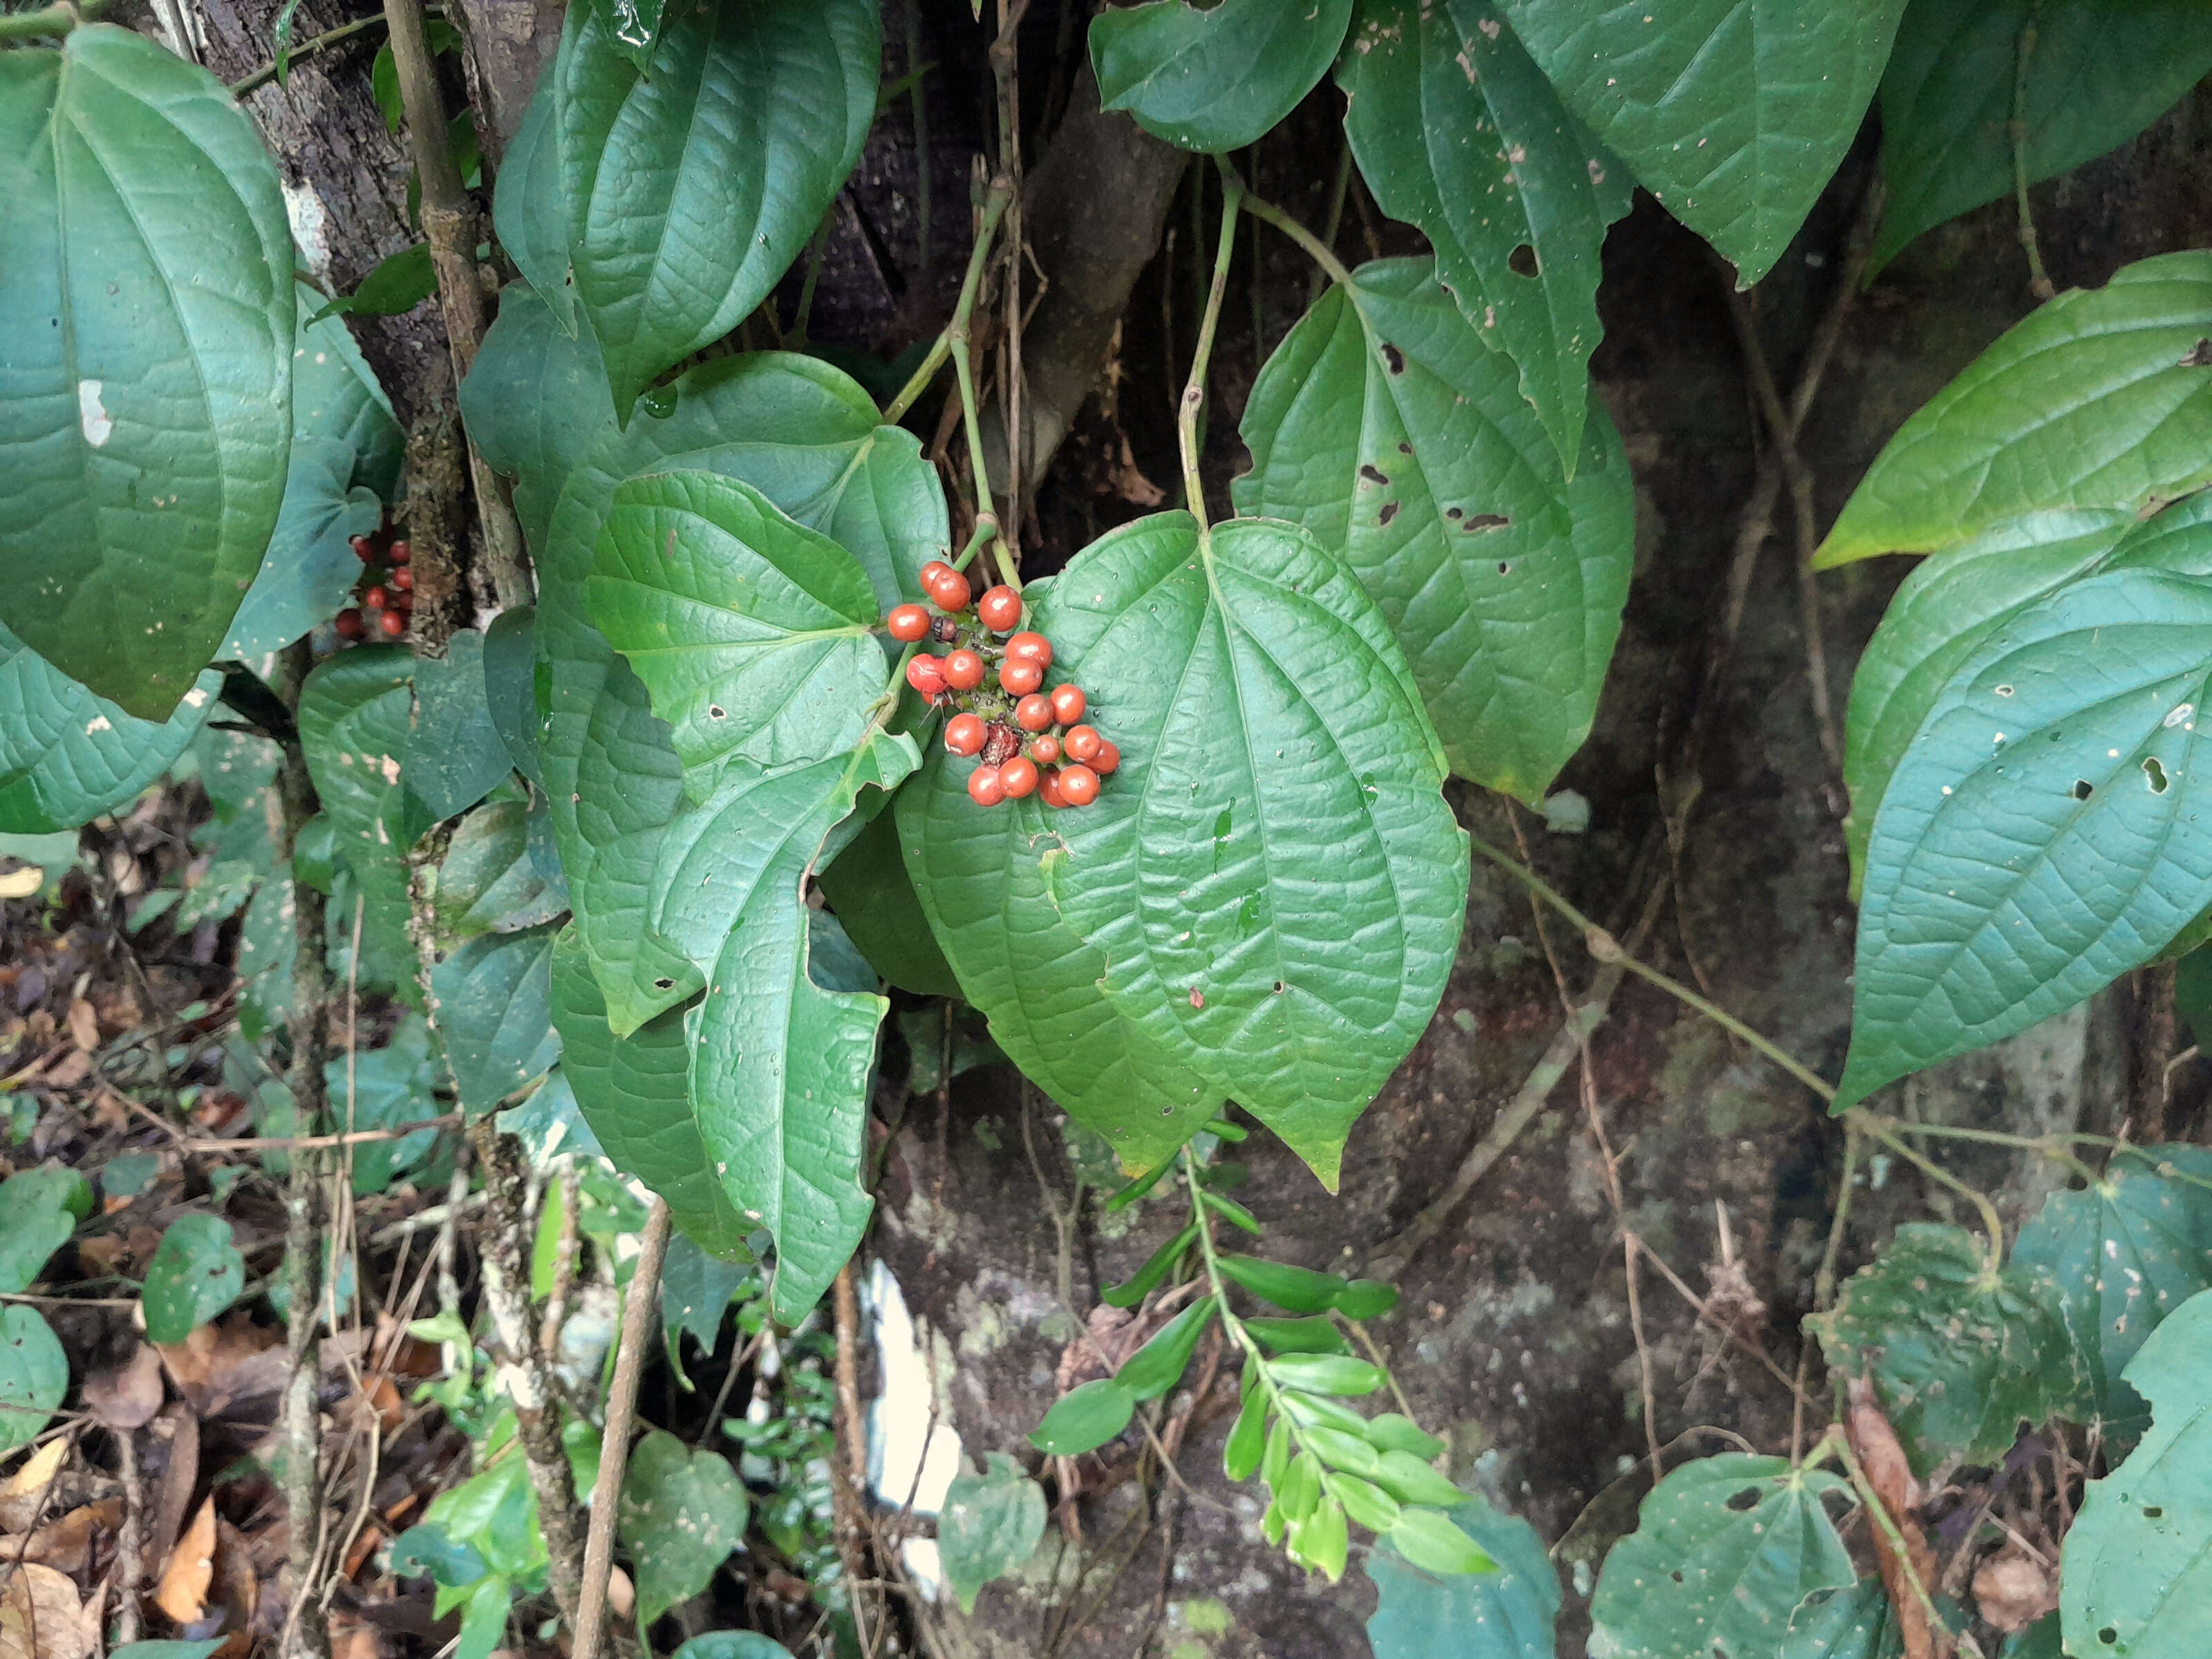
(461, 288), (612, 556)
(435, 800), (566, 941)
(1029, 1377), (1135, 1456)
(409, 631), (517, 821)
(0, 24), (295, 716)
(660, 1233), (753, 1378)
(1370, 1449), (1470, 1510)
(299, 645), (419, 888)
(324, 1015), (445, 1195)
(1217, 1254), (1347, 1313)
(1781, 1581), (1905, 1659)
(1268, 1353), (1385, 1396)
(1029, 514), (1466, 1183)
(588, 471), (886, 783)
(1586, 1455), (1856, 1659)
(1334, 1278), (1399, 1320)
(556, 0), (880, 418)
(453, 1578), (511, 1659)
(1089, 0), (1353, 153)
(0, 1169), (88, 1296)
(671, 1634), (796, 1659)
(583, 0), (671, 70)
(482, 608), (545, 790)
(1102, 1223), (1200, 1310)
(1117, 1296), (1218, 1401)
(432, 924), (563, 1116)
(539, 353), (946, 1035)
(617, 1430), (747, 1626)
(1495, 0), (1906, 287)
(142, 1215), (245, 1342)
(1836, 569), (2212, 1107)
(548, 926), (752, 1259)
(1335, 3), (1631, 471)
(2012, 1147), (2212, 1443)
(1289, 1494), (1350, 1580)
(0, 1307), (66, 1452)
(1278, 1449), (1324, 1522)
(0, 628), (218, 835)
(2060, 1286), (2212, 1657)
(491, 79), (576, 336)
(425, 1450), (545, 1583)
(1331, 1471), (1399, 1532)
(1386, 1506), (1494, 1577)
(816, 809), (959, 998)
(1817, 254), (2212, 567)
(317, 243), (436, 321)
(224, 282), (403, 659)
(1368, 1497), (1553, 1655)
(1839, 508), (2135, 897)
(938, 1451), (1047, 1615)
(1367, 1414), (1447, 1460)
(1810, 1224), (2077, 1471)
(1999, 1614), (2060, 1659)
(1234, 259), (1633, 803)
(1872, 1), (2212, 274)
(1224, 1387), (1269, 1480)
(1247, 1317), (1350, 1355)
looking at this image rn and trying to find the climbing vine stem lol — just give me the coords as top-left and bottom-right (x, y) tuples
(1178, 160), (1246, 527)
(883, 175), (1015, 424)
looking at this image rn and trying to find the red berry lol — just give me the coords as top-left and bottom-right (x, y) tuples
(1049, 684), (1087, 725)
(1092, 740), (1121, 776)
(388, 540), (411, 565)
(944, 713), (987, 757)
(350, 534), (375, 561)
(1013, 693), (1054, 733)
(999, 657), (1043, 696)
(1005, 632), (1053, 671)
(364, 585), (388, 610)
(907, 655), (948, 698)
(944, 649), (986, 691)
(378, 609), (406, 638)
(1065, 724), (1103, 763)
(967, 765), (1006, 807)
(393, 590), (414, 613)
(919, 560), (955, 591)
(999, 756), (1039, 799)
(391, 567), (413, 592)
(1027, 733), (1062, 766)
(977, 585), (1023, 632)
(334, 608), (365, 639)
(888, 604), (931, 642)
(1058, 763), (1100, 806)
(927, 568), (973, 613)
(1038, 769), (1067, 809)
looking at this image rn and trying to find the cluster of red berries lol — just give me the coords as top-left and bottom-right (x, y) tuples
(889, 561), (1119, 809)
(332, 519), (413, 641)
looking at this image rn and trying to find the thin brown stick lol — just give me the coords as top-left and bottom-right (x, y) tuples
(829, 1260), (877, 1652)
(573, 1197), (673, 1659)
(183, 1115), (460, 1153)
(113, 1432), (143, 1645)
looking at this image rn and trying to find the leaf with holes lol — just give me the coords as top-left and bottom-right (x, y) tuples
(2060, 1286), (2212, 1657)
(1586, 1455), (1856, 1659)
(1336, 1), (1631, 471)
(1781, 1581), (1906, 1659)
(1837, 568), (2212, 1107)
(1817, 253), (2212, 567)
(141, 1215), (244, 1343)
(617, 1430), (747, 1626)
(939, 1452), (1047, 1615)
(0, 629), (218, 836)
(1367, 1496), (1550, 1656)
(1495, 0), (1906, 287)
(461, 285), (613, 555)
(2012, 1147), (2212, 1443)
(539, 354), (945, 1035)
(1089, 0), (1353, 153)
(1810, 1224), (2078, 1470)
(1235, 259), (1633, 803)
(556, 0), (879, 418)
(1018, 515), (1466, 1184)
(0, 24), (294, 715)
(588, 470), (885, 785)
(0, 1309), (66, 1453)
(491, 79), (576, 335)
(433, 923), (563, 1117)
(1873, 1), (2212, 274)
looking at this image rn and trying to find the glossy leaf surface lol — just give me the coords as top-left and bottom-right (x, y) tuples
(433, 924), (563, 1117)
(0, 630), (216, 835)
(1366, 1497), (1555, 1659)
(460, 285), (612, 554)
(1090, 0), (1353, 153)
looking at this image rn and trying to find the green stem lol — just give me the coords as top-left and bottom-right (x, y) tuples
(1311, 142), (1353, 305)
(789, 203), (837, 346)
(950, 514), (999, 574)
(0, 0), (107, 39)
(1241, 189), (1356, 293)
(2010, 22), (2055, 301)
(229, 11), (405, 96)
(1179, 160), (1246, 527)
(1866, 1115), (2101, 1183)
(1832, 1427), (1953, 1642)
(951, 330), (994, 519)
(883, 177), (1015, 423)
(1815, 1122), (1859, 1313)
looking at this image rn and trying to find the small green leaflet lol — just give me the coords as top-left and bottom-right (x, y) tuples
(0, 24), (294, 716)
(0, 1308), (67, 1452)
(433, 924), (563, 1117)
(491, 78), (576, 335)
(1030, 513), (1468, 1187)
(938, 1452), (1046, 1615)
(2012, 1146), (2212, 1443)
(1836, 569), (2212, 1107)
(1089, 0), (1353, 154)
(315, 242), (437, 321)
(0, 1168), (90, 1295)
(1235, 257), (1633, 803)
(556, 0), (880, 418)
(1336, 1), (1631, 473)
(617, 1430), (747, 1626)
(1029, 1378), (1135, 1456)
(588, 471), (886, 784)
(1873, 0), (2212, 274)
(141, 1215), (245, 1343)
(460, 285), (613, 556)
(1494, 0), (1906, 288)
(1810, 1224), (2078, 1472)
(1817, 252), (2212, 566)
(2060, 1287), (2212, 1657)
(1366, 1497), (1555, 1659)
(1586, 1455), (1855, 1659)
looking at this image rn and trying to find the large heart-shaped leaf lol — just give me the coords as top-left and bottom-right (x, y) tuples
(1028, 514), (1468, 1186)
(1090, 0), (1353, 154)
(0, 25), (295, 716)
(2061, 1287), (2212, 1657)
(1336, 2), (1631, 473)
(1495, 0), (1906, 288)
(1781, 1582), (1906, 1659)
(1235, 259), (1633, 804)
(547, 927), (751, 1259)
(1586, 1456), (1856, 1659)
(1365, 1497), (1557, 1659)
(491, 77), (576, 335)
(460, 285), (613, 555)
(1817, 253), (2212, 568)
(538, 355), (946, 1035)
(556, 0), (879, 418)
(0, 630), (217, 835)
(588, 471), (885, 784)
(1837, 568), (2212, 1107)
(433, 924), (563, 1117)
(2012, 1146), (2212, 1444)
(1873, 1), (2212, 274)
